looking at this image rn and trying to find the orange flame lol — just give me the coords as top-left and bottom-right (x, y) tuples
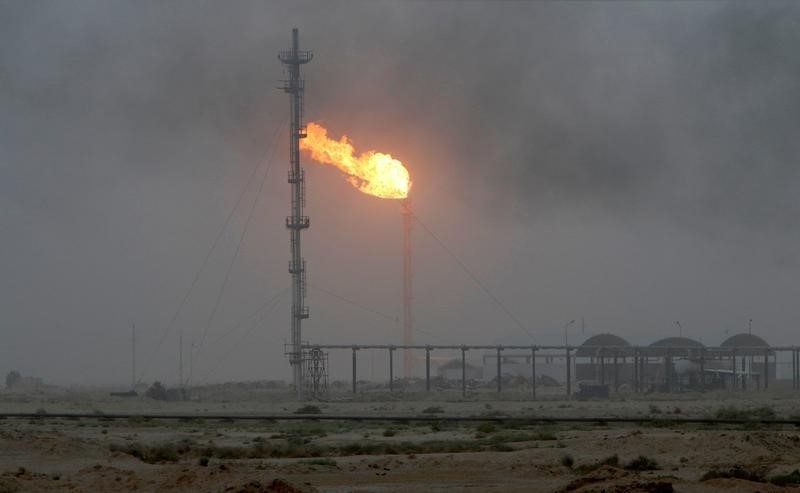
(300, 122), (411, 199)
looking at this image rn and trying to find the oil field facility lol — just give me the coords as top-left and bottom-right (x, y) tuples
(300, 332), (800, 399)
(276, 29), (800, 401)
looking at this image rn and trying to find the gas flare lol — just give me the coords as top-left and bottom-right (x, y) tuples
(300, 122), (411, 199)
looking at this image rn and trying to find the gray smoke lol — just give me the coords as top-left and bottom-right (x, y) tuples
(1, 1), (799, 384)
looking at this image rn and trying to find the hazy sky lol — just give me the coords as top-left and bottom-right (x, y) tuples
(2, 1), (800, 385)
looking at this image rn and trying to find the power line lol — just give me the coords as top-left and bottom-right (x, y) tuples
(197, 286), (289, 384)
(310, 283), (396, 323)
(136, 120), (286, 384)
(195, 121), (284, 352)
(209, 286), (290, 347)
(308, 283), (450, 344)
(408, 210), (535, 342)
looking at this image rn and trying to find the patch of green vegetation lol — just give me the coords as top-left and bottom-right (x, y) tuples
(701, 465), (766, 482)
(737, 421), (767, 431)
(643, 419), (679, 428)
(714, 405), (776, 420)
(214, 446), (247, 460)
(770, 469), (800, 487)
(476, 422), (496, 434)
(498, 419), (528, 429)
(653, 474), (680, 481)
(561, 454), (575, 468)
(271, 426), (327, 441)
(126, 415), (153, 426)
(110, 443), (182, 463)
(480, 410), (510, 418)
(340, 436), (526, 456)
(485, 431), (557, 444)
(111, 422), (560, 463)
(624, 455), (659, 471)
(490, 443), (514, 452)
(574, 454), (619, 473)
(294, 405), (322, 415)
(301, 458), (338, 467)
(531, 431), (558, 441)
(292, 425), (327, 437)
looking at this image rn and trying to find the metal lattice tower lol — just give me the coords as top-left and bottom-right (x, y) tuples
(401, 199), (414, 378)
(303, 347), (329, 398)
(279, 28), (313, 399)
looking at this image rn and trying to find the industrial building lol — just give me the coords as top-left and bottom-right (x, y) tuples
(573, 332), (777, 392)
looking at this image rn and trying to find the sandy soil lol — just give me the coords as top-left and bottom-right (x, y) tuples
(1, 388), (800, 492)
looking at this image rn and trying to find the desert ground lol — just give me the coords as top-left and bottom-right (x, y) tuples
(1, 385), (800, 492)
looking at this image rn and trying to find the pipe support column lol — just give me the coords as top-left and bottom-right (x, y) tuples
(531, 347), (537, 400)
(425, 347), (431, 392)
(496, 347), (502, 393)
(389, 347), (394, 392)
(461, 347), (466, 397)
(351, 346), (357, 394)
(566, 347), (571, 397)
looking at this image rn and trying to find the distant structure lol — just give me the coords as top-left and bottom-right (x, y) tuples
(303, 347), (329, 397)
(575, 333), (633, 388)
(305, 329), (798, 396)
(573, 332), (777, 392)
(279, 28), (313, 398)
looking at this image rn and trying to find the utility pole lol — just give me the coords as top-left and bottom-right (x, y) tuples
(179, 328), (184, 389)
(189, 343), (195, 389)
(131, 323), (136, 390)
(563, 320), (575, 348)
(748, 319), (753, 386)
(279, 28), (313, 399)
